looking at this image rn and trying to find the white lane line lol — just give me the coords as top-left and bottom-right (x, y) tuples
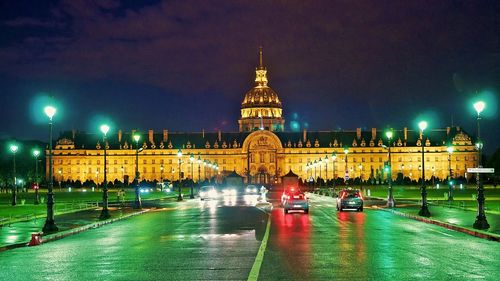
(429, 228), (454, 237)
(247, 213), (271, 281)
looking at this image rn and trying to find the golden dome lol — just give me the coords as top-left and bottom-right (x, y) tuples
(241, 48), (282, 109)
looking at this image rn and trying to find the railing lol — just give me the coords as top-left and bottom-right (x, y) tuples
(0, 201), (99, 227)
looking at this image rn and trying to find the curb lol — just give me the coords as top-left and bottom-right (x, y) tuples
(378, 207), (500, 242)
(41, 209), (150, 244)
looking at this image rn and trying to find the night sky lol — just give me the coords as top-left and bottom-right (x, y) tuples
(0, 1), (498, 153)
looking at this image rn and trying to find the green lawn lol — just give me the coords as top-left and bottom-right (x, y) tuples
(0, 187), (194, 222)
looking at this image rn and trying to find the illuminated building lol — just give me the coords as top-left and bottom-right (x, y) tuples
(48, 49), (478, 185)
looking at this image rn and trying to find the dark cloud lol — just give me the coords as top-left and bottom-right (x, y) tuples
(0, 0), (498, 152)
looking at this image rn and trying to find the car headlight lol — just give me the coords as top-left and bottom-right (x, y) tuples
(246, 188), (250, 193)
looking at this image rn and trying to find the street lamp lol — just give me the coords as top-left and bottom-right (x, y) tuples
(324, 155), (329, 184)
(331, 153), (337, 190)
(42, 105), (58, 233)
(358, 164), (363, 184)
(160, 164), (164, 185)
(189, 153), (195, 199)
(133, 134), (142, 209)
(203, 160), (207, 180)
(446, 145), (454, 201)
(344, 148), (349, 184)
(418, 121), (430, 217)
(177, 149), (183, 201)
(99, 124), (110, 220)
(9, 144), (18, 206)
(33, 149), (41, 205)
(386, 130), (395, 208)
(197, 156), (202, 184)
(472, 100), (489, 229)
(313, 160), (318, 182)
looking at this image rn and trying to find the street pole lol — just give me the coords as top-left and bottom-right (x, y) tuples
(10, 145), (18, 206)
(418, 121), (430, 217)
(473, 101), (489, 229)
(197, 156), (201, 184)
(386, 131), (395, 208)
(324, 156), (328, 185)
(99, 124), (110, 220)
(189, 154), (194, 199)
(133, 135), (142, 209)
(177, 149), (183, 201)
(332, 153), (337, 190)
(43, 105), (58, 233)
(447, 146), (454, 201)
(344, 149), (349, 185)
(33, 149), (40, 205)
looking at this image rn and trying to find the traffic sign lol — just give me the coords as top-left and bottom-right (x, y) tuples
(467, 168), (495, 173)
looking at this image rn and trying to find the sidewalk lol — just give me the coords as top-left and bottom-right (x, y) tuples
(0, 206), (142, 250)
(374, 200), (500, 241)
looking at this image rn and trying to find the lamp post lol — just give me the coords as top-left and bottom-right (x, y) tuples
(33, 149), (41, 205)
(418, 121), (430, 217)
(473, 101), (489, 229)
(324, 155), (328, 183)
(189, 153), (195, 199)
(331, 153), (337, 190)
(177, 149), (183, 201)
(358, 164), (363, 184)
(313, 160), (318, 183)
(42, 105), (58, 233)
(197, 156), (202, 184)
(121, 166), (124, 184)
(318, 158), (323, 181)
(203, 160), (207, 180)
(99, 124), (110, 220)
(446, 145), (454, 201)
(386, 130), (395, 208)
(133, 134), (142, 209)
(10, 144), (18, 206)
(160, 164), (164, 188)
(344, 148), (349, 184)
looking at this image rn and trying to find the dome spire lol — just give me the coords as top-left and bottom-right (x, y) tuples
(255, 47), (268, 87)
(259, 46), (263, 69)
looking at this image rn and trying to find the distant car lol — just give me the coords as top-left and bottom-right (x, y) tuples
(245, 185), (259, 194)
(336, 189), (364, 211)
(283, 191), (309, 214)
(199, 186), (218, 200)
(220, 186), (238, 196)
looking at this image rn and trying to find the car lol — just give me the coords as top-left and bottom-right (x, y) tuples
(336, 189), (364, 211)
(283, 191), (309, 214)
(281, 186), (300, 206)
(199, 186), (218, 200)
(220, 186), (238, 196)
(245, 185), (259, 194)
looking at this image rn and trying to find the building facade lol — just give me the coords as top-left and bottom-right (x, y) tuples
(47, 50), (478, 185)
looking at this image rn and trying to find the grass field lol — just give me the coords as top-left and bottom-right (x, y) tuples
(0, 187), (194, 222)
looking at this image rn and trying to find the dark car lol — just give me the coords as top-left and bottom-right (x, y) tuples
(336, 189), (364, 211)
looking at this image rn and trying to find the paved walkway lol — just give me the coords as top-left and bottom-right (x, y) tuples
(386, 201), (500, 235)
(0, 206), (140, 249)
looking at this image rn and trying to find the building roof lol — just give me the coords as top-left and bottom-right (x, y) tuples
(55, 126), (473, 150)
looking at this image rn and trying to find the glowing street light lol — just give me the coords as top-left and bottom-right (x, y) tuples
(133, 134), (142, 209)
(99, 124), (111, 220)
(386, 130), (395, 208)
(189, 153), (195, 199)
(472, 100), (489, 230)
(418, 120), (430, 217)
(9, 144), (18, 206)
(331, 153), (337, 189)
(446, 145), (454, 202)
(42, 104), (58, 233)
(177, 149), (183, 201)
(344, 148), (349, 183)
(33, 149), (41, 205)
(197, 156), (202, 184)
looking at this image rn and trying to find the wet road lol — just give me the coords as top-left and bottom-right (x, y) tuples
(0, 192), (498, 281)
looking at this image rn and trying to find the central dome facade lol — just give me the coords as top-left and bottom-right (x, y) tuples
(238, 48), (285, 132)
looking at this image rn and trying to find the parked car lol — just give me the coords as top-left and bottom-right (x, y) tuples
(199, 186), (218, 200)
(283, 190), (309, 214)
(336, 189), (364, 211)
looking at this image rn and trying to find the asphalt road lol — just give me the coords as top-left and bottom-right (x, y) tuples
(0, 192), (498, 281)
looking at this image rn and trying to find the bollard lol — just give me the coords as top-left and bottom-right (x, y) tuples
(367, 189), (371, 197)
(28, 232), (43, 246)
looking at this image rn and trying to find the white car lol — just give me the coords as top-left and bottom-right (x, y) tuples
(199, 186), (218, 200)
(245, 185), (259, 194)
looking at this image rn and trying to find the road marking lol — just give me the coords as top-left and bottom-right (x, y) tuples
(247, 214), (271, 281)
(429, 228), (454, 237)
